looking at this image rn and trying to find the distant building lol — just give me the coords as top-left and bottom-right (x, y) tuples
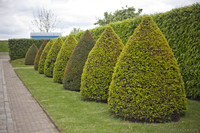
(30, 32), (61, 39)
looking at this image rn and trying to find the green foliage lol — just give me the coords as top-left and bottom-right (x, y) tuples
(8, 39), (48, 60)
(75, 3), (200, 100)
(53, 35), (77, 83)
(10, 58), (32, 67)
(34, 40), (48, 70)
(0, 41), (8, 52)
(63, 30), (96, 91)
(38, 40), (54, 74)
(24, 44), (38, 65)
(94, 5), (142, 26)
(110, 17), (143, 45)
(74, 16), (143, 45)
(108, 16), (187, 123)
(153, 3), (200, 100)
(80, 26), (124, 102)
(44, 38), (63, 77)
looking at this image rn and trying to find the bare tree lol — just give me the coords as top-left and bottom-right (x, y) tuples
(32, 8), (58, 32)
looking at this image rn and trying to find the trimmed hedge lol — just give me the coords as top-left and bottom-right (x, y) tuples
(153, 3), (200, 100)
(63, 30), (96, 91)
(74, 16), (143, 45)
(75, 3), (200, 100)
(44, 38), (63, 77)
(24, 44), (38, 65)
(34, 40), (48, 70)
(108, 16), (187, 123)
(38, 40), (54, 74)
(8, 39), (48, 60)
(80, 26), (124, 102)
(53, 35), (77, 83)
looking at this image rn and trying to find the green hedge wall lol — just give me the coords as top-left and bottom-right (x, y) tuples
(75, 3), (200, 100)
(8, 39), (48, 60)
(153, 3), (200, 100)
(74, 17), (143, 45)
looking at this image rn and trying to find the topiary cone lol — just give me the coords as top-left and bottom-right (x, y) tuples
(44, 37), (63, 77)
(80, 26), (124, 102)
(63, 30), (96, 91)
(25, 43), (38, 65)
(108, 16), (187, 123)
(38, 40), (54, 74)
(34, 40), (48, 70)
(53, 35), (77, 83)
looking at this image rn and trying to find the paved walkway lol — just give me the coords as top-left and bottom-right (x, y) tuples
(0, 55), (59, 133)
(0, 52), (8, 55)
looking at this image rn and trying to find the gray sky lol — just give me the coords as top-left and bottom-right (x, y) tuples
(0, 0), (199, 40)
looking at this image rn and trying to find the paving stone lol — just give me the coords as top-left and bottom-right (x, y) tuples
(0, 114), (6, 120)
(0, 129), (7, 133)
(0, 56), (59, 133)
(0, 125), (6, 130)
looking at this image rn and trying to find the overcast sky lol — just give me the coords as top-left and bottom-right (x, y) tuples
(0, 0), (199, 40)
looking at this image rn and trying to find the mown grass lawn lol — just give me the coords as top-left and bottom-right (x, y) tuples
(10, 58), (33, 67)
(15, 68), (200, 133)
(0, 40), (9, 52)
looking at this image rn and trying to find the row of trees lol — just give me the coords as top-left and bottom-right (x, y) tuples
(26, 16), (187, 123)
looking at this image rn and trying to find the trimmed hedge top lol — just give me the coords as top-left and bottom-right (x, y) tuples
(25, 44), (38, 65)
(63, 30), (96, 91)
(34, 40), (48, 70)
(80, 26), (124, 102)
(38, 40), (54, 74)
(74, 16), (143, 45)
(53, 35), (77, 83)
(108, 16), (187, 123)
(44, 37), (63, 77)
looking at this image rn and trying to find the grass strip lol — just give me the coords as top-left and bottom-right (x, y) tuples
(0, 41), (8, 52)
(15, 69), (200, 133)
(10, 58), (33, 67)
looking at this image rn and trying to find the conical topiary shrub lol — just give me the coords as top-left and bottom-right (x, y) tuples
(38, 40), (54, 74)
(53, 35), (77, 83)
(108, 16), (187, 123)
(80, 26), (124, 102)
(25, 44), (38, 65)
(34, 40), (48, 70)
(44, 37), (63, 77)
(63, 30), (96, 91)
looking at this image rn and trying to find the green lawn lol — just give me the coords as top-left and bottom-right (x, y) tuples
(0, 40), (9, 52)
(10, 58), (33, 67)
(15, 69), (200, 133)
